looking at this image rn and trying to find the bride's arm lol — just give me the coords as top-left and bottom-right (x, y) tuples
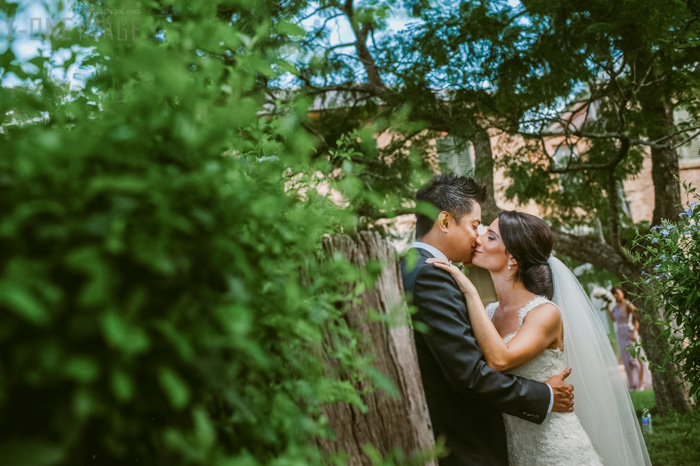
(496, 306), (562, 371)
(428, 259), (562, 371)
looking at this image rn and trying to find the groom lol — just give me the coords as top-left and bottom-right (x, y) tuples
(401, 175), (574, 465)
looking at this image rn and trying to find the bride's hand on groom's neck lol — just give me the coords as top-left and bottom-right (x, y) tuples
(426, 258), (478, 296)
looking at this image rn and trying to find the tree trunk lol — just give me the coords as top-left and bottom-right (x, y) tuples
(472, 127), (499, 223)
(319, 232), (436, 464)
(647, 101), (682, 225)
(634, 85), (692, 411)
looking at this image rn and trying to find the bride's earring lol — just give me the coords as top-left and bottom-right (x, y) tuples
(507, 263), (512, 270)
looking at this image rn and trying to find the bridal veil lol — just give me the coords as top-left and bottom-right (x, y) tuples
(548, 256), (651, 466)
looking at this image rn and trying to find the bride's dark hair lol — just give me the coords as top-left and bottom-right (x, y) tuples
(498, 211), (554, 299)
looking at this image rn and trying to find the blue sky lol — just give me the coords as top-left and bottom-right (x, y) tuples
(1, 0), (149, 90)
(0, 0), (94, 88)
(1, 1), (414, 90)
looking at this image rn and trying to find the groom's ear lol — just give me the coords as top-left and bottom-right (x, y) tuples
(437, 211), (451, 232)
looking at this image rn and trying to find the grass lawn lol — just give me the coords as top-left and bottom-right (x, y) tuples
(629, 390), (700, 466)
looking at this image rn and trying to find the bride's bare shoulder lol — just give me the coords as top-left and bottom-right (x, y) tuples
(522, 302), (562, 326)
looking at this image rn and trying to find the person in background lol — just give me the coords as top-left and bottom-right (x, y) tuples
(608, 287), (653, 391)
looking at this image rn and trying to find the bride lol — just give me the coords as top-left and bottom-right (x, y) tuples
(428, 211), (650, 466)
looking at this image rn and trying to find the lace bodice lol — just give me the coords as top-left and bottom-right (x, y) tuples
(485, 297), (566, 383)
(485, 297), (603, 465)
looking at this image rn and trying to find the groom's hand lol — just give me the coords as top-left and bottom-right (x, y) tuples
(546, 367), (574, 413)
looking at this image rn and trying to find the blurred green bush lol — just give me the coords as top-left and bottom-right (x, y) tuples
(0, 1), (381, 464)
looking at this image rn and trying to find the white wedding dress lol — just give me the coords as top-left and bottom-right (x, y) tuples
(486, 297), (604, 466)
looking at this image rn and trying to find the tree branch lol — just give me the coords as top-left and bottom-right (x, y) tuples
(518, 128), (700, 151)
(298, 5), (333, 22)
(342, 0), (386, 93)
(608, 136), (631, 253)
(295, 73), (383, 97)
(551, 229), (634, 278)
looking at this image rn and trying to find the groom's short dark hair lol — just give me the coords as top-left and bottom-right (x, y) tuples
(415, 174), (487, 239)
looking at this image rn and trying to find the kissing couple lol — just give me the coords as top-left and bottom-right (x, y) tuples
(400, 175), (650, 465)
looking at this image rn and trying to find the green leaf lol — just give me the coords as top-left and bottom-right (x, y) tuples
(63, 356), (99, 383)
(100, 311), (150, 355)
(415, 200), (440, 221)
(362, 444), (383, 464)
(28, 56), (47, 73)
(110, 368), (134, 402)
(0, 0), (19, 17)
(72, 388), (95, 419)
(276, 59), (299, 76)
(192, 405), (215, 448)
(154, 320), (194, 362)
(64, 247), (112, 307)
(157, 366), (190, 410)
(0, 285), (50, 326)
(0, 47), (15, 70)
(276, 20), (306, 37)
(366, 366), (399, 399)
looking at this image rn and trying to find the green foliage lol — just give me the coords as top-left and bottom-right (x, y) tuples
(643, 409), (700, 466)
(381, 0), (699, 231)
(362, 440), (445, 466)
(630, 391), (700, 466)
(0, 1), (394, 464)
(631, 183), (700, 399)
(284, 1), (700, 238)
(629, 389), (657, 416)
(288, 1), (699, 234)
(320, 115), (432, 226)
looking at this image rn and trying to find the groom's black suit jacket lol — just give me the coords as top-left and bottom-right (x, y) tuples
(401, 248), (550, 465)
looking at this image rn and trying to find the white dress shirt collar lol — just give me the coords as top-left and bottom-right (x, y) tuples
(411, 241), (448, 261)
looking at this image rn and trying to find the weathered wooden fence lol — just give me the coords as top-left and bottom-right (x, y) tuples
(318, 231), (436, 465)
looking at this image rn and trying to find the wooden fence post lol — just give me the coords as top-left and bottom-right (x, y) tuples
(318, 231), (436, 465)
